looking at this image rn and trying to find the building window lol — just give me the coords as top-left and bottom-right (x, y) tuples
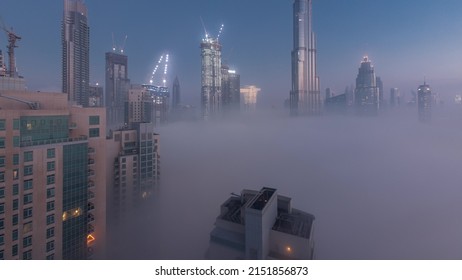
(46, 214), (54, 225)
(89, 128), (100, 138)
(0, 234), (4, 246)
(13, 154), (19, 165)
(0, 119), (5, 130)
(13, 184), (19, 195)
(13, 119), (19, 130)
(47, 161), (55, 172)
(23, 250), (32, 260)
(46, 174), (55, 185)
(0, 203), (4, 214)
(46, 240), (54, 252)
(46, 188), (55, 199)
(0, 137), (5, 148)
(46, 201), (55, 212)
(24, 179), (33, 190)
(0, 156), (4, 167)
(23, 193), (33, 205)
(24, 151), (33, 162)
(12, 244), (18, 256)
(23, 236), (32, 248)
(12, 169), (19, 180)
(0, 218), (4, 230)
(46, 254), (54, 260)
(0, 187), (4, 199)
(12, 214), (18, 226)
(46, 227), (54, 239)
(0, 171), (4, 182)
(89, 116), (100, 125)
(47, 148), (55, 159)
(24, 165), (33, 176)
(12, 229), (18, 241)
(12, 199), (18, 211)
(23, 222), (32, 234)
(23, 207), (32, 219)
(13, 136), (20, 147)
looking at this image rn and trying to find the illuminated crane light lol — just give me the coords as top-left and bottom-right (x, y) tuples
(149, 53), (170, 86)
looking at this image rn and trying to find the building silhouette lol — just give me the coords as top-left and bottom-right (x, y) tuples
(290, 0), (321, 116)
(355, 56), (379, 116)
(417, 82), (432, 122)
(105, 52), (130, 132)
(62, 0), (90, 107)
(171, 76), (180, 112)
(222, 66), (240, 114)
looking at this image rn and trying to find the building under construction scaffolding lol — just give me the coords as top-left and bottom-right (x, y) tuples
(0, 25), (26, 91)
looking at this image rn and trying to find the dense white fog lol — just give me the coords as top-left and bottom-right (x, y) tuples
(109, 106), (462, 259)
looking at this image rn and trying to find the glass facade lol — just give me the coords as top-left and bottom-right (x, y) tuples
(62, 143), (88, 259)
(20, 116), (69, 144)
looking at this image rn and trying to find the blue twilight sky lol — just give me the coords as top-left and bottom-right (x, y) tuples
(2, 0), (462, 107)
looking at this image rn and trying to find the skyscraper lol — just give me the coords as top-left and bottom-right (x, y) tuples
(222, 65), (240, 113)
(290, 0), (321, 116)
(390, 88), (399, 107)
(62, 0), (90, 107)
(171, 76), (181, 111)
(417, 82), (432, 122)
(355, 56), (379, 116)
(105, 52), (130, 132)
(201, 34), (222, 120)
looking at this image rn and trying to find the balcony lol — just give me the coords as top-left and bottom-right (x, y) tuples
(88, 147), (95, 154)
(88, 158), (95, 165)
(69, 122), (77, 129)
(88, 180), (95, 189)
(88, 169), (95, 177)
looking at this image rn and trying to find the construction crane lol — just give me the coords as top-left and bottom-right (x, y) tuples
(0, 16), (21, 78)
(0, 92), (40, 110)
(149, 53), (169, 87)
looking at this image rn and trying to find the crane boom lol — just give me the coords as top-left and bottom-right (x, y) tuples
(0, 17), (21, 77)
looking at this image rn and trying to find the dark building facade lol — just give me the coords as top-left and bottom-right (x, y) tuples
(105, 52), (130, 132)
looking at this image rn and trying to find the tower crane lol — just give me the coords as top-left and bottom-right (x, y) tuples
(149, 53), (169, 87)
(0, 16), (21, 78)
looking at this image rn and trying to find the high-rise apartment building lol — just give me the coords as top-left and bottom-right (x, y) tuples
(0, 91), (106, 260)
(106, 52), (130, 132)
(62, 0), (90, 107)
(355, 56), (379, 116)
(201, 35), (222, 120)
(88, 84), (103, 107)
(106, 123), (160, 222)
(417, 82), (432, 122)
(222, 66), (240, 113)
(290, 0), (321, 116)
(206, 187), (315, 260)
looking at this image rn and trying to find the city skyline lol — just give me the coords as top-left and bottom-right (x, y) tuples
(2, 0), (462, 107)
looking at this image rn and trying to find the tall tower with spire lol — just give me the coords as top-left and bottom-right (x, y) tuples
(290, 0), (321, 116)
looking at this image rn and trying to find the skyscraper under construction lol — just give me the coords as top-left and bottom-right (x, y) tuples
(290, 0), (321, 116)
(201, 29), (223, 120)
